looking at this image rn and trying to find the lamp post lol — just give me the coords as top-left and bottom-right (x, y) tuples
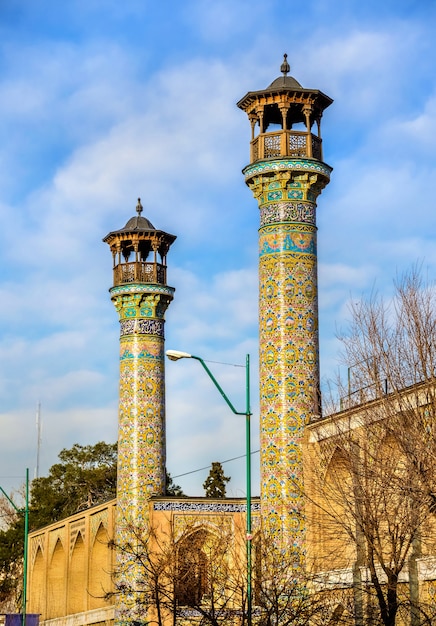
(166, 350), (252, 626)
(0, 468), (29, 626)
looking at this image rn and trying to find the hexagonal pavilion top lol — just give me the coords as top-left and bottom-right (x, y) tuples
(237, 55), (333, 163)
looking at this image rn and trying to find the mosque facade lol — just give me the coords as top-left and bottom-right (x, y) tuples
(25, 59), (436, 626)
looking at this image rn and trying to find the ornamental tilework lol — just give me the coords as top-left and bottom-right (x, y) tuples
(243, 158), (332, 180)
(247, 167), (325, 572)
(120, 318), (164, 337)
(110, 283), (175, 298)
(288, 190), (304, 200)
(117, 332), (166, 516)
(111, 285), (173, 626)
(259, 248), (319, 557)
(152, 500), (261, 512)
(260, 203), (316, 227)
(173, 514), (233, 541)
(267, 190), (283, 201)
(259, 224), (317, 256)
(113, 292), (173, 321)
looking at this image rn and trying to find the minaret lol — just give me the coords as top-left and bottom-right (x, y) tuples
(103, 199), (176, 623)
(237, 56), (332, 566)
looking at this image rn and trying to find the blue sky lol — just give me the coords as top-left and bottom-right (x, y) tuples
(1, 0), (436, 499)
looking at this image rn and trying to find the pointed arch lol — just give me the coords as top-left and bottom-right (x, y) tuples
(376, 431), (404, 470)
(89, 522), (112, 609)
(175, 528), (215, 607)
(47, 538), (66, 618)
(319, 446), (356, 569)
(29, 546), (45, 618)
(327, 603), (345, 624)
(68, 531), (86, 614)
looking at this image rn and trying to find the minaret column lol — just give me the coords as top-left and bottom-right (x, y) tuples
(238, 57), (333, 568)
(112, 287), (173, 519)
(103, 200), (176, 626)
(245, 163), (330, 566)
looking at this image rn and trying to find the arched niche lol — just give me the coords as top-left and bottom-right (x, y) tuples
(319, 447), (355, 569)
(89, 522), (112, 609)
(175, 528), (215, 607)
(68, 532), (86, 615)
(29, 546), (45, 618)
(47, 538), (66, 619)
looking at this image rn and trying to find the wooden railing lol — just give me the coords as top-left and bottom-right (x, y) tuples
(250, 130), (322, 162)
(113, 261), (166, 286)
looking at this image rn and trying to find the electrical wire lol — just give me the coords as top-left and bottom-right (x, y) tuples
(172, 448), (260, 479)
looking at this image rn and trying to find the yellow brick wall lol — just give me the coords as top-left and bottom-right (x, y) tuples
(28, 500), (116, 622)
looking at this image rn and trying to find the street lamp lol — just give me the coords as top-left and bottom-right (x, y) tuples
(166, 350), (252, 626)
(0, 468), (29, 626)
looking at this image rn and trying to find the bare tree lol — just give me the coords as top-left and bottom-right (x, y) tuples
(109, 514), (248, 626)
(108, 519), (178, 626)
(308, 268), (436, 626)
(174, 521), (247, 626)
(252, 527), (339, 626)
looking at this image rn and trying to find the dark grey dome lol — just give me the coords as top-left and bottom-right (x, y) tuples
(124, 215), (155, 230)
(268, 75), (302, 90)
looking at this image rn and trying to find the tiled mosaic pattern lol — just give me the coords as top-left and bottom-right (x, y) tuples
(118, 332), (166, 511)
(260, 202), (315, 227)
(258, 235), (318, 567)
(245, 159), (330, 569)
(243, 158), (332, 179)
(110, 285), (173, 626)
(153, 500), (261, 512)
(173, 514), (233, 542)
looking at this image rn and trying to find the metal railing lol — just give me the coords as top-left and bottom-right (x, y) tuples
(339, 379), (389, 411)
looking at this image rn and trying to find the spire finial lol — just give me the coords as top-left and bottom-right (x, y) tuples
(136, 198), (143, 216)
(280, 53), (290, 77)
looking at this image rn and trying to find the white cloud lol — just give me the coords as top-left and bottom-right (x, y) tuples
(384, 91), (436, 156)
(1, 1), (436, 500)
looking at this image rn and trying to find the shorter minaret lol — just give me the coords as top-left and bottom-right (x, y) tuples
(103, 199), (176, 625)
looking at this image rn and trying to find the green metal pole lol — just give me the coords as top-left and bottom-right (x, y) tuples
(22, 468), (29, 626)
(245, 354), (252, 626)
(192, 354), (252, 626)
(0, 469), (29, 626)
(193, 356), (240, 415)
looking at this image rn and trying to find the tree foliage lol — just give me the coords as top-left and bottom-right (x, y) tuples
(30, 441), (117, 530)
(203, 462), (230, 498)
(0, 514), (23, 608)
(0, 441), (117, 613)
(165, 472), (185, 497)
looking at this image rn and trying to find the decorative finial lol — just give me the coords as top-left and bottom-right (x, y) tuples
(136, 198), (143, 216)
(280, 53), (290, 77)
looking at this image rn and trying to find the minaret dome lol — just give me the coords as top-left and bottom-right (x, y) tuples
(237, 54), (333, 163)
(103, 198), (176, 288)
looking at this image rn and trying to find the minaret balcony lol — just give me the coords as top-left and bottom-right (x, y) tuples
(113, 261), (167, 286)
(250, 130), (322, 163)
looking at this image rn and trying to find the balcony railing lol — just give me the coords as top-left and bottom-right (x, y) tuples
(250, 130), (322, 162)
(113, 261), (167, 286)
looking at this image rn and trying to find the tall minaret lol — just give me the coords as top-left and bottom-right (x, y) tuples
(238, 56), (332, 567)
(103, 199), (176, 623)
